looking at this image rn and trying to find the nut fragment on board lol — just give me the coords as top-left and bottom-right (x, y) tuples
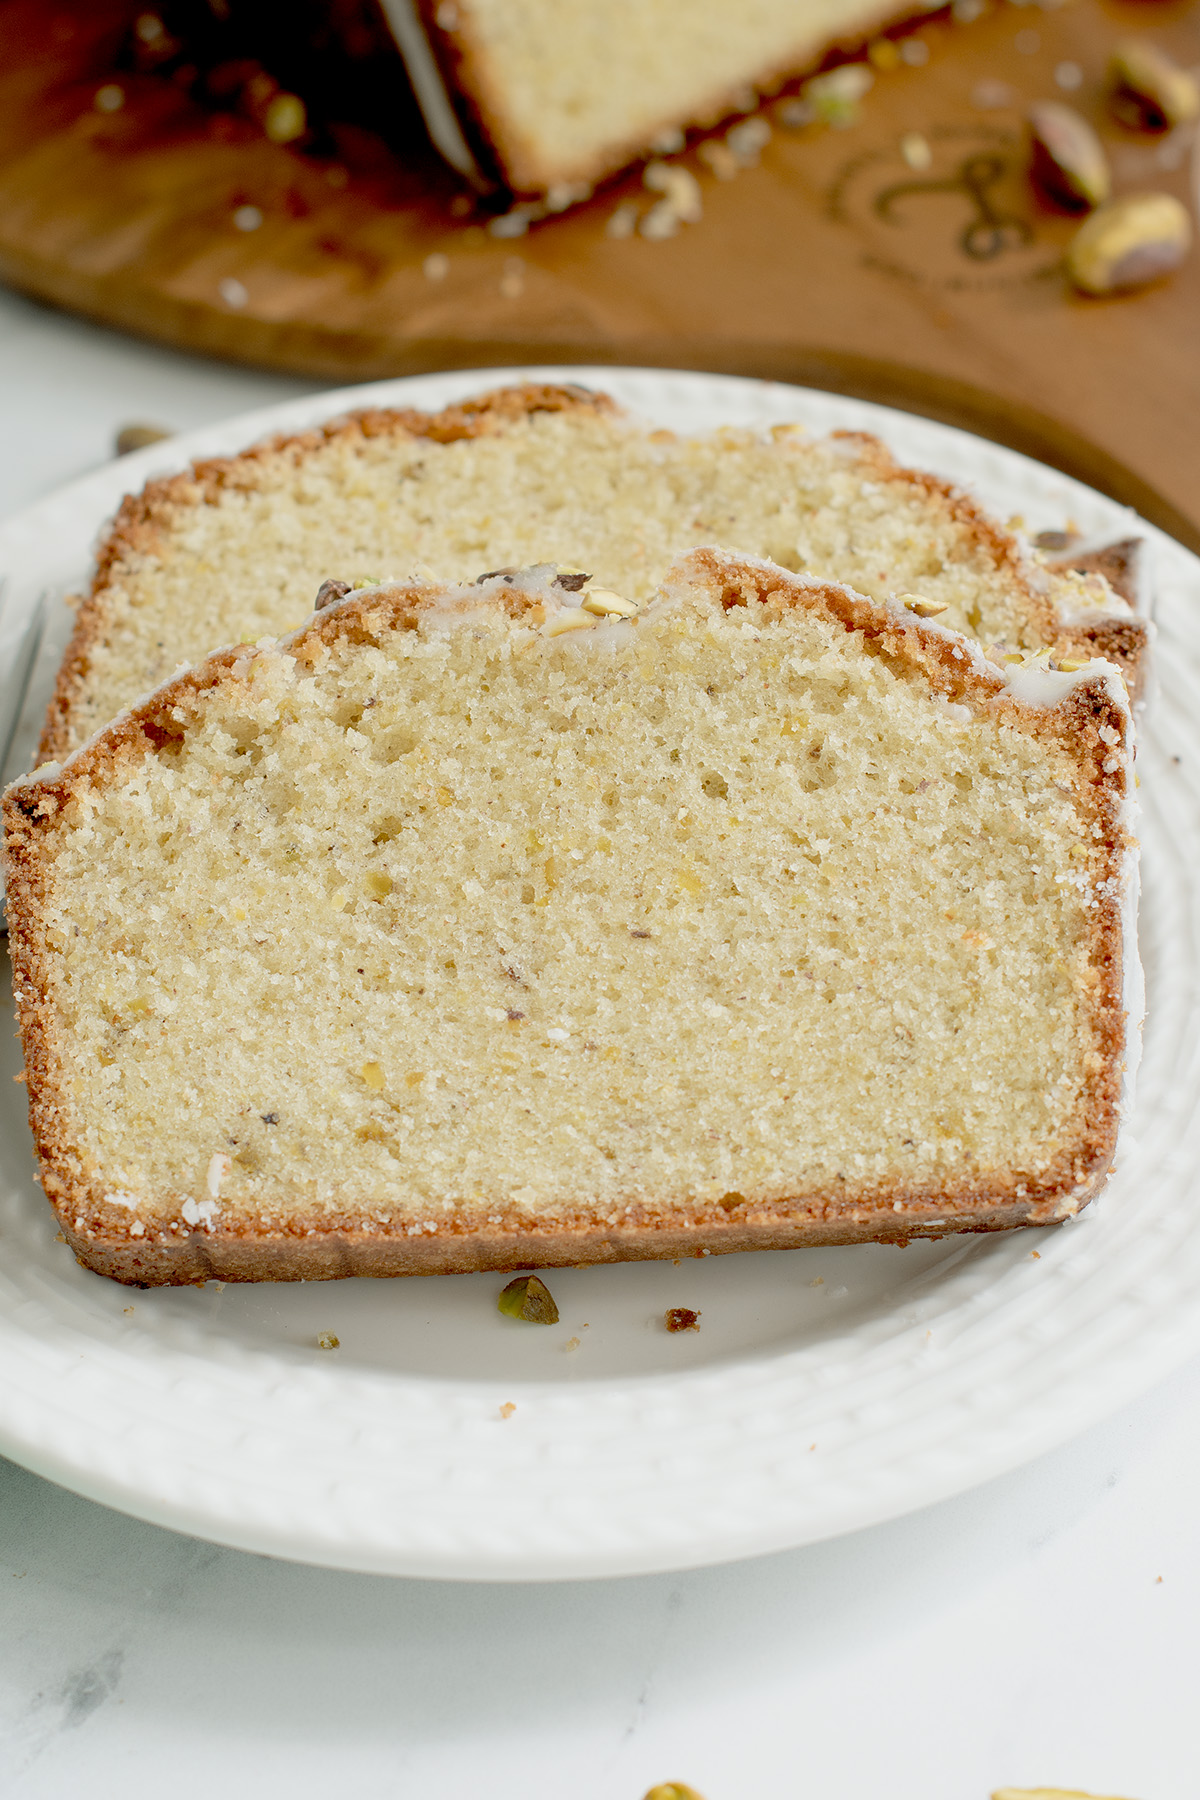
(1028, 102), (1110, 210)
(803, 62), (874, 128)
(643, 160), (702, 223)
(1109, 39), (1200, 131)
(1066, 192), (1192, 293)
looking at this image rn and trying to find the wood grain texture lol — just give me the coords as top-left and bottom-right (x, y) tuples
(1, 0), (1197, 546)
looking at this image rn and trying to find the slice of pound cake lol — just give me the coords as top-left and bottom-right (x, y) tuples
(42, 384), (1147, 765)
(400, 0), (924, 193)
(6, 550), (1138, 1286)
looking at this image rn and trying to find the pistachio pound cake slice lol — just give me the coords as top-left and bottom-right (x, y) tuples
(41, 383), (1147, 766)
(6, 550), (1138, 1287)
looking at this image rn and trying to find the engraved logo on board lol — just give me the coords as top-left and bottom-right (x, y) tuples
(827, 124), (1061, 291)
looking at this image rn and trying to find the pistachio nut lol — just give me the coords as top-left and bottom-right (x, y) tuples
(497, 1273), (560, 1324)
(114, 422), (172, 455)
(643, 1787), (708, 1800)
(1109, 38), (1200, 131)
(1066, 192), (1192, 295)
(1028, 101), (1110, 210)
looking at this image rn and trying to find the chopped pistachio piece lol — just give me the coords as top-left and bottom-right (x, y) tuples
(115, 422), (172, 456)
(497, 1273), (560, 1324)
(644, 1785), (709, 1800)
(898, 593), (949, 617)
(542, 607), (596, 637)
(582, 589), (640, 618)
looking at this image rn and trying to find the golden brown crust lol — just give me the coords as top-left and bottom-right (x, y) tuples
(37, 382), (612, 767)
(6, 553), (1132, 1285)
(828, 430), (1150, 687)
(57, 1198), (1070, 1288)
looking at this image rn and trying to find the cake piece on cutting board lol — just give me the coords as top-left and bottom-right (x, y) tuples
(7, 549), (1139, 1286)
(41, 384), (1148, 765)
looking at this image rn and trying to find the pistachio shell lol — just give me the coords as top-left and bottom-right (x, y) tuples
(1066, 192), (1192, 295)
(1028, 101), (1110, 210)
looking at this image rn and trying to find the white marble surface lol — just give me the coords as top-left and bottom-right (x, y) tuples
(1, 281), (1197, 1800)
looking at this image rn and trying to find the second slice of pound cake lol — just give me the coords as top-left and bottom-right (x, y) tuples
(7, 550), (1138, 1286)
(42, 384), (1147, 764)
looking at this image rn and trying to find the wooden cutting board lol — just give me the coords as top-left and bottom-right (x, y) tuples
(1, 0), (1198, 548)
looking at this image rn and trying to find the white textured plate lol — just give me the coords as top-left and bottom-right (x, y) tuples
(1, 367), (1197, 1582)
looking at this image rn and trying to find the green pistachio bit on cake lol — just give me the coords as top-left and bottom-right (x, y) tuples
(581, 588), (639, 618)
(498, 1275), (560, 1324)
(898, 593), (948, 617)
(542, 607), (596, 637)
(314, 578), (354, 609)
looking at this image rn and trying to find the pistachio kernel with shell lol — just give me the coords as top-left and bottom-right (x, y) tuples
(497, 1274), (560, 1324)
(1109, 38), (1200, 132)
(1028, 101), (1110, 211)
(898, 593), (949, 617)
(1066, 192), (1192, 294)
